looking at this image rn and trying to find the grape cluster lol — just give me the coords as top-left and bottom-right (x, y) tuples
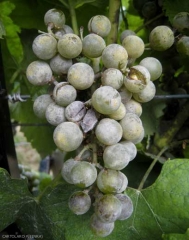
(25, 8), (178, 237)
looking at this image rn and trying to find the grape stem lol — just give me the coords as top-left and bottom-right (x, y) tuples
(68, 0), (79, 35)
(134, 13), (164, 33)
(138, 139), (189, 191)
(107, 0), (121, 44)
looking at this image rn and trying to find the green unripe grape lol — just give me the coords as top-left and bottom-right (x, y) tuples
(172, 12), (189, 33)
(70, 161), (97, 188)
(33, 94), (54, 119)
(139, 57), (162, 81)
(92, 86), (121, 114)
(67, 63), (94, 90)
(68, 191), (91, 215)
(97, 169), (128, 193)
(133, 81), (156, 103)
(101, 44), (128, 70)
(108, 103), (126, 120)
(50, 54), (72, 75)
(90, 214), (114, 237)
(115, 193), (133, 220)
(120, 113), (144, 142)
(45, 102), (66, 126)
(95, 118), (123, 145)
(32, 33), (57, 60)
(53, 122), (83, 152)
(26, 61), (52, 86)
(95, 194), (122, 223)
(53, 82), (77, 107)
(176, 36), (189, 56)
(124, 99), (142, 117)
(101, 68), (124, 90)
(122, 35), (145, 59)
(44, 8), (66, 28)
(82, 33), (106, 58)
(103, 143), (130, 170)
(88, 15), (111, 37)
(149, 25), (174, 51)
(58, 33), (82, 59)
(61, 158), (78, 184)
(120, 30), (136, 43)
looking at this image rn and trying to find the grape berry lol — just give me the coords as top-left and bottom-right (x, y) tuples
(26, 7), (187, 237)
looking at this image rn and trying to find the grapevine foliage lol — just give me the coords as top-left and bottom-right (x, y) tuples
(1, 159), (189, 239)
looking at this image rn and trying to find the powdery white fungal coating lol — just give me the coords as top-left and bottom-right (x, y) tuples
(122, 35), (145, 59)
(53, 122), (83, 152)
(119, 140), (137, 161)
(120, 113), (144, 141)
(68, 191), (91, 215)
(95, 118), (123, 145)
(92, 86), (121, 115)
(120, 29), (136, 43)
(139, 57), (162, 81)
(95, 194), (122, 223)
(133, 81), (156, 103)
(67, 62), (94, 90)
(82, 33), (106, 58)
(70, 161), (97, 188)
(50, 54), (72, 75)
(33, 94), (54, 119)
(97, 169), (128, 194)
(103, 143), (130, 170)
(115, 193), (133, 220)
(61, 158), (79, 184)
(90, 214), (115, 237)
(124, 99), (142, 117)
(101, 68), (124, 90)
(32, 33), (57, 60)
(88, 15), (111, 37)
(58, 33), (82, 59)
(53, 83), (77, 107)
(45, 102), (66, 126)
(101, 44), (128, 70)
(149, 25), (174, 51)
(65, 101), (86, 122)
(26, 61), (52, 86)
(108, 103), (126, 120)
(44, 8), (66, 28)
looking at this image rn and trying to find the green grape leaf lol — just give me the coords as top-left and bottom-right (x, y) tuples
(1, 159), (189, 239)
(162, 228), (189, 240)
(0, 168), (33, 231)
(163, 0), (189, 24)
(0, 1), (23, 63)
(17, 158), (187, 240)
(140, 99), (166, 136)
